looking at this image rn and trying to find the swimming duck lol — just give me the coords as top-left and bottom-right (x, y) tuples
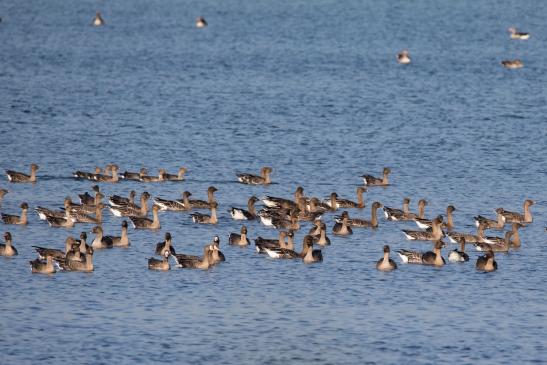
(508, 27), (529, 40)
(497, 199), (534, 224)
(0, 232), (17, 256)
(361, 167), (390, 186)
(78, 185), (101, 205)
(229, 196), (259, 220)
(29, 256), (56, 274)
(6, 164), (39, 183)
(74, 167), (102, 180)
(474, 208), (506, 230)
(2, 202), (28, 225)
(92, 12), (104, 26)
(376, 245), (397, 271)
(130, 205), (161, 229)
(402, 217), (444, 241)
(196, 16), (207, 28)
(0, 188), (8, 205)
(155, 232), (176, 256)
(109, 192), (150, 217)
(121, 168), (147, 181)
(109, 191), (136, 207)
(139, 169), (167, 183)
(383, 197), (412, 221)
(312, 223), (331, 246)
(148, 250), (170, 271)
(237, 166), (272, 185)
(188, 186), (218, 209)
(448, 238), (470, 263)
(397, 50), (411, 64)
(229, 225), (250, 246)
(164, 167), (187, 181)
(154, 191), (190, 211)
(174, 244), (216, 269)
(190, 202), (218, 224)
(332, 211), (353, 236)
(474, 231), (512, 253)
(476, 250), (497, 272)
(397, 240), (446, 266)
(501, 60), (523, 69)
(338, 202), (383, 228)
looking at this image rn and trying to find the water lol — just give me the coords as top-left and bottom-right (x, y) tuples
(1, 0), (546, 364)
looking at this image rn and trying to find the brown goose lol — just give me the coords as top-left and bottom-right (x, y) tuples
(6, 164), (39, 183)
(326, 187), (367, 210)
(78, 185), (101, 205)
(264, 235), (317, 260)
(237, 166), (272, 185)
(70, 203), (105, 224)
(74, 167), (102, 180)
(295, 197), (323, 222)
(190, 202), (218, 224)
(109, 192), (150, 217)
(94, 164), (119, 183)
(402, 216), (443, 241)
(308, 218), (322, 236)
(376, 245), (397, 271)
(312, 223), (331, 246)
(302, 236), (323, 264)
(174, 244), (216, 269)
(0, 188), (8, 205)
(255, 231), (288, 253)
(92, 12), (104, 26)
(448, 238), (470, 263)
(188, 186), (218, 209)
(501, 60), (523, 69)
(29, 256), (56, 274)
(475, 231), (512, 253)
(164, 167), (187, 181)
(262, 186), (303, 209)
(155, 232), (176, 255)
(140, 169), (167, 183)
(121, 168), (147, 181)
(209, 236), (225, 264)
(154, 191), (190, 211)
(339, 202), (383, 228)
(229, 196), (259, 220)
(130, 205), (161, 230)
(90, 226), (113, 249)
(109, 190), (136, 207)
(148, 250), (171, 271)
(474, 208), (506, 230)
(476, 250), (497, 272)
(308, 197), (329, 214)
(0, 232), (17, 256)
(397, 50), (411, 64)
(67, 193), (105, 215)
(33, 237), (79, 260)
(383, 197), (411, 221)
(2, 202), (28, 225)
(497, 200), (534, 224)
(56, 250), (94, 272)
(361, 167), (390, 186)
(397, 240), (446, 266)
(110, 221), (130, 247)
(447, 223), (486, 244)
(229, 225), (250, 246)
(510, 223), (523, 248)
(414, 205), (456, 230)
(332, 211), (353, 236)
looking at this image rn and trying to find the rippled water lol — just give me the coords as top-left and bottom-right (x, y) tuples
(1, 0), (546, 364)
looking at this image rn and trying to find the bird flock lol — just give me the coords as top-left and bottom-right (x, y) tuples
(0, 163), (537, 275)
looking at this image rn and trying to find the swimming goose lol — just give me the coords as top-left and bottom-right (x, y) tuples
(508, 27), (530, 40)
(139, 169), (167, 183)
(308, 197), (329, 214)
(74, 167), (102, 180)
(36, 198), (72, 220)
(33, 237), (78, 260)
(383, 197), (412, 221)
(188, 186), (218, 209)
(302, 236), (323, 264)
(332, 211), (353, 236)
(229, 225), (250, 246)
(109, 191), (136, 207)
(130, 205), (161, 229)
(475, 231), (512, 253)
(67, 193), (105, 215)
(121, 168), (147, 181)
(196, 16), (207, 28)
(6, 164), (39, 183)
(154, 191), (190, 211)
(94, 164), (120, 183)
(191, 202), (218, 224)
(2, 202), (28, 225)
(174, 244), (216, 269)
(338, 202), (383, 228)
(264, 235), (316, 260)
(255, 231), (288, 253)
(237, 166), (272, 185)
(164, 167), (187, 181)
(56, 250), (94, 272)
(110, 221), (130, 247)
(476, 250), (497, 272)
(76, 232), (93, 255)
(29, 256), (56, 274)
(257, 207), (288, 227)
(46, 213), (76, 228)
(361, 167), (391, 186)
(397, 240), (446, 266)
(295, 197), (323, 222)
(0, 232), (17, 256)
(272, 213), (300, 231)
(448, 238), (470, 263)
(402, 217), (444, 241)
(328, 187), (366, 209)
(70, 203), (105, 224)
(263, 186), (304, 209)
(414, 206), (456, 230)
(497, 199), (534, 224)
(109, 192), (150, 217)
(313, 223), (331, 246)
(91, 226), (113, 249)
(510, 223), (522, 248)
(447, 223), (486, 244)
(209, 236), (225, 264)
(397, 50), (411, 64)
(501, 60), (523, 69)
(92, 12), (104, 26)
(376, 245), (397, 271)
(148, 250), (171, 271)
(155, 232), (176, 256)
(229, 196), (259, 220)
(0, 188), (8, 205)
(308, 218), (322, 236)
(474, 208), (506, 230)
(78, 185), (101, 205)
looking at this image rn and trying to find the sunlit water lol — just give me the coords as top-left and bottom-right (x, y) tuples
(1, 0), (546, 364)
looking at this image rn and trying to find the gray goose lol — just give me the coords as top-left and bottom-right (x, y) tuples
(155, 232), (176, 256)
(337, 202), (383, 228)
(78, 185), (101, 205)
(2, 202), (28, 225)
(109, 192), (150, 217)
(139, 169), (167, 182)
(121, 168), (147, 181)
(361, 167), (390, 186)
(190, 202), (218, 224)
(397, 240), (446, 266)
(0, 232), (17, 256)
(229, 196), (259, 220)
(402, 217), (444, 241)
(376, 245), (397, 271)
(174, 244), (216, 269)
(188, 186), (218, 209)
(497, 199), (534, 224)
(148, 250), (171, 271)
(109, 190), (136, 207)
(164, 167), (187, 181)
(6, 164), (39, 183)
(383, 197), (411, 221)
(229, 225), (250, 246)
(474, 208), (506, 230)
(237, 166), (272, 185)
(130, 205), (161, 230)
(73, 167), (102, 180)
(332, 211), (353, 236)
(154, 191), (190, 211)
(476, 250), (497, 272)
(30, 256), (56, 274)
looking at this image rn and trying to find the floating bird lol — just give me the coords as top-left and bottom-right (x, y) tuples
(229, 225), (250, 246)
(448, 238), (469, 263)
(376, 245), (397, 271)
(0, 232), (17, 256)
(476, 250), (497, 272)
(196, 16), (207, 28)
(148, 250), (171, 271)
(92, 12), (105, 26)
(361, 167), (391, 186)
(237, 166), (272, 185)
(397, 240), (446, 266)
(6, 164), (39, 183)
(501, 60), (523, 69)
(229, 196), (259, 220)
(2, 202), (28, 225)
(508, 27), (529, 40)
(397, 50), (411, 64)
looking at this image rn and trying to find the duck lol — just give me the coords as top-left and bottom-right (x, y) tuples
(332, 211), (353, 236)
(361, 167), (390, 186)
(0, 232), (17, 256)
(174, 244), (216, 269)
(474, 231), (512, 253)
(92, 12), (104, 26)
(397, 50), (411, 64)
(130, 205), (161, 229)
(148, 250), (171, 271)
(474, 208), (506, 230)
(448, 238), (470, 263)
(155, 232), (176, 256)
(497, 199), (534, 224)
(109, 191), (136, 207)
(383, 197), (412, 221)
(501, 60), (523, 69)
(476, 250), (497, 272)
(164, 167), (187, 181)
(397, 240), (446, 266)
(229, 225), (250, 246)
(0, 188), (8, 205)
(262, 186), (304, 209)
(402, 216), (444, 241)
(94, 164), (119, 183)
(120, 168), (147, 181)
(91, 226), (113, 249)
(55, 250), (94, 272)
(109, 192), (150, 217)
(154, 191), (190, 211)
(209, 236), (225, 264)
(188, 186), (218, 209)
(29, 256), (56, 274)
(74, 167), (102, 180)
(302, 236), (323, 264)
(255, 231), (288, 253)
(229, 196), (259, 220)
(78, 185), (101, 205)
(196, 16), (207, 28)
(338, 202), (383, 228)
(6, 164), (39, 183)
(139, 169), (167, 183)
(2, 202), (28, 225)
(237, 166), (272, 185)
(376, 245), (397, 271)
(325, 187), (367, 210)
(312, 223), (331, 246)
(190, 202), (218, 224)
(508, 27), (530, 40)
(414, 206), (456, 230)
(32, 237), (77, 260)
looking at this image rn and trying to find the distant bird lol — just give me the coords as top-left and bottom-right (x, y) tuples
(508, 27), (529, 40)
(501, 60), (523, 69)
(448, 238), (469, 263)
(229, 196), (259, 220)
(6, 164), (39, 183)
(0, 188), (8, 205)
(174, 244), (216, 269)
(0, 232), (18, 256)
(155, 232), (176, 256)
(164, 167), (187, 181)
(497, 200), (534, 224)
(29, 256), (56, 274)
(397, 50), (411, 64)
(196, 16), (207, 28)
(376, 245), (397, 271)
(148, 250), (171, 271)
(237, 167), (272, 185)
(397, 240), (446, 266)
(476, 250), (497, 272)
(2, 202), (29, 225)
(361, 167), (391, 186)
(92, 12), (105, 26)
(229, 225), (250, 246)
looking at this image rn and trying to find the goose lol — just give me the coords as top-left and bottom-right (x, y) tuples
(2, 202), (28, 225)
(174, 244), (216, 269)
(70, 203), (105, 224)
(402, 217), (444, 241)
(308, 197), (329, 214)
(262, 186), (304, 209)
(164, 167), (187, 181)
(0, 232), (17, 256)
(397, 50), (411, 64)
(229, 225), (250, 246)
(312, 223), (331, 246)
(474, 231), (512, 253)
(476, 250), (497, 272)
(501, 60), (523, 69)
(414, 206), (456, 230)
(447, 224), (486, 244)
(229, 196), (259, 220)
(237, 166), (272, 185)
(448, 238), (470, 263)
(109, 191), (136, 207)
(29, 256), (56, 274)
(510, 223), (523, 248)
(188, 186), (218, 209)
(508, 27), (529, 40)
(46, 213), (76, 228)
(121, 168), (147, 181)
(148, 250), (171, 271)
(474, 208), (506, 230)
(338, 202), (383, 228)
(33, 237), (77, 260)
(326, 187), (367, 210)
(190, 202), (218, 224)
(196, 16), (207, 28)
(66, 193), (105, 215)
(78, 185), (101, 205)
(74, 167), (102, 180)
(94, 164), (119, 183)
(361, 167), (390, 186)
(376, 245), (397, 271)
(55, 250), (94, 272)
(332, 211), (353, 236)
(6, 164), (39, 183)
(109, 221), (130, 247)
(155, 232), (176, 256)
(257, 207), (287, 227)
(139, 169), (167, 183)
(264, 235), (315, 260)
(383, 197), (411, 221)
(272, 213), (300, 231)
(209, 236), (225, 264)
(397, 240), (446, 266)
(302, 236), (323, 264)
(76, 232), (93, 255)
(295, 197), (323, 222)
(308, 218), (322, 236)
(497, 200), (534, 224)
(36, 198), (72, 220)
(91, 226), (113, 249)
(154, 191), (190, 211)
(0, 188), (8, 205)
(109, 192), (150, 217)
(130, 205), (161, 229)
(255, 231), (288, 253)
(92, 12), (104, 26)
